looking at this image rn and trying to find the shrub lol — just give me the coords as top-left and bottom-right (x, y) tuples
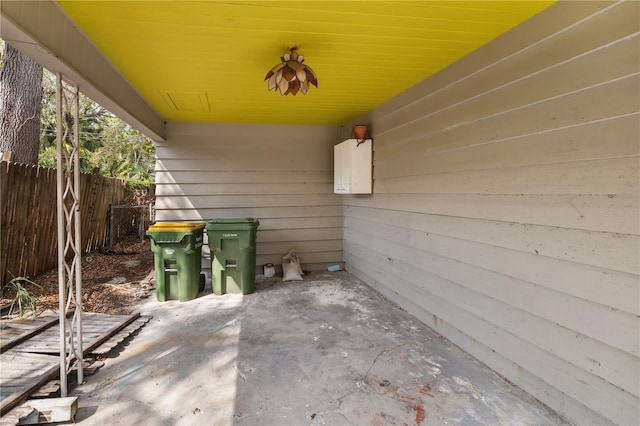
(4, 275), (41, 318)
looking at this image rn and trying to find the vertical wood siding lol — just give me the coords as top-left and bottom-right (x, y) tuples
(156, 123), (343, 271)
(342, 2), (639, 424)
(0, 162), (126, 285)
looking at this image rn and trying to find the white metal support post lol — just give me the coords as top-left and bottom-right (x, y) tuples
(56, 72), (84, 396)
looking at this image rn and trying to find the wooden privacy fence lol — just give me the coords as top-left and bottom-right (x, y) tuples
(0, 161), (126, 285)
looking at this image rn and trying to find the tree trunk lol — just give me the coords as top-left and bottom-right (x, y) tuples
(0, 44), (43, 165)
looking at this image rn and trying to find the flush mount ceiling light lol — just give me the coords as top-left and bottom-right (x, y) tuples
(264, 45), (318, 96)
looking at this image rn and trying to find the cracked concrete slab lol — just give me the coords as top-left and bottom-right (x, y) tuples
(71, 271), (569, 425)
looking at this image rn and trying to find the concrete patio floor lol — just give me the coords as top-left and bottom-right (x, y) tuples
(72, 271), (569, 425)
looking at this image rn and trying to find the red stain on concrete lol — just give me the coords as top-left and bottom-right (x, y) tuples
(412, 405), (426, 426)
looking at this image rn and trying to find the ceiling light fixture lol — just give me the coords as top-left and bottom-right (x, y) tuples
(265, 45), (318, 96)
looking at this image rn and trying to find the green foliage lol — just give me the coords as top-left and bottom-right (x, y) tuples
(4, 275), (41, 318)
(38, 70), (155, 188)
(87, 116), (156, 187)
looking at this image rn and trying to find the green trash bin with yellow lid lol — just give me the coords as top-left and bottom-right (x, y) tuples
(146, 222), (205, 302)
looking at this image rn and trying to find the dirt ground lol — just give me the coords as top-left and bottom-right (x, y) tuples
(1, 238), (155, 316)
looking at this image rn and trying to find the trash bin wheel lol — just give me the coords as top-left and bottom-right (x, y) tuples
(199, 273), (206, 292)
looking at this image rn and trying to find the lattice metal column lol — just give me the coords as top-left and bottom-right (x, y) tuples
(56, 72), (84, 396)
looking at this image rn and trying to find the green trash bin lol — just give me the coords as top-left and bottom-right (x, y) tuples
(206, 218), (259, 295)
(146, 222), (205, 302)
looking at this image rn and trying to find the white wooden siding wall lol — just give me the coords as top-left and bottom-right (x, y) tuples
(156, 123), (343, 271)
(342, 2), (639, 425)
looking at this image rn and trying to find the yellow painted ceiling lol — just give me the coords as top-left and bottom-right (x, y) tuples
(58, 1), (554, 126)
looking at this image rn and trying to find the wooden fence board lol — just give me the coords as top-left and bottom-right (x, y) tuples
(0, 162), (126, 285)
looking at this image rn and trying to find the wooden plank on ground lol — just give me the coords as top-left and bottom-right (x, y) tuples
(1, 311), (146, 416)
(10, 313), (141, 355)
(0, 316), (59, 354)
(88, 316), (151, 355)
(81, 312), (140, 355)
(30, 381), (59, 398)
(0, 406), (34, 426)
(16, 397), (77, 425)
(0, 353), (59, 416)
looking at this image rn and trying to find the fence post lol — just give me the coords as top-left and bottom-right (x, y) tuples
(107, 204), (113, 247)
(139, 206), (144, 242)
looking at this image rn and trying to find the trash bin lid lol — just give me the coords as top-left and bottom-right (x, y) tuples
(148, 222), (205, 231)
(208, 218), (258, 224)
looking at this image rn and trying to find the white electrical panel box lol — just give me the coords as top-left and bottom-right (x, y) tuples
(334, 139), (372, 194)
